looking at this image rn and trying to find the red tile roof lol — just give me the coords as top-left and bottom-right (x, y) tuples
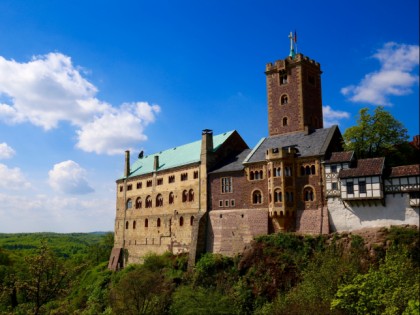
(339, 157), (385, 178)
(389, 164), (420, 177)
(325, 151), (354, 163)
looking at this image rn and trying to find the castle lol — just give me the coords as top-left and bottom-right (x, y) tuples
(108, 38), (419, 270)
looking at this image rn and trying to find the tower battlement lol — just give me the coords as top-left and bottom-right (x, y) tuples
(265, 53), (321, 74)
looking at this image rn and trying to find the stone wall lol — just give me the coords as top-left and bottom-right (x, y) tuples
(207, 209), (268, 256)
(328, 194), (420, 232)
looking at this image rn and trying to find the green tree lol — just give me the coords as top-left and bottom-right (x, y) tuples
(17, 242), (74, 315)
(343, 107), (409, 161)
(109, 266), (174, 315)
(331, 246), (420, 315)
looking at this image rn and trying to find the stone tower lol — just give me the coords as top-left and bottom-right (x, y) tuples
(265, 43), (323, 136)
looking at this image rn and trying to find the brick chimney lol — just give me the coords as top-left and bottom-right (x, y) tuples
(154, 155), (159, 171)
(124, 150), (130, 178)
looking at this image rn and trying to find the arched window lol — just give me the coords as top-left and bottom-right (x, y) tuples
(169, 192), (174, 204)
(300, 166), (305, 176)
(311, 165), (316, 175)
(281, 94), (288, 105)
(285, 167), (292, 177)
(182, 190), (188, 202)
(179, 216), (184, 226)
(305, 165), (311, 175)
(189, 189), (194, 202)
(274, 167), (281, 177)
(126, 199), (132, 210)
(304, 187), (315, 201)
(145, 196), (152, 208)
(283, 117), (288, 126)
(125, 221), (129, 229)
(252, 190), (262, 204)
(274, 189), (282, 203)
(250, 171), (254, 180)
(157, 218), (161, 227)
(145, 218), (148, 228)
(190, 216), (194, 226)
(156, 194), (163, 207)
(133, 221), (136, 229)
(135, 197), (142, 209)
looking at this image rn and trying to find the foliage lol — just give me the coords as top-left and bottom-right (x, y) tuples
(170, 285), (236, 315)
(331, 246), (420, 314)
(109, 265), (174, 315)
(343, 106), (410, 163)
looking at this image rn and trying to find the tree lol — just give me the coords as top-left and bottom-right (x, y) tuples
(17, 242), (73, 315)
(343, 107), (409, 162)
(331, 246), (420, 315)
(110, 266), (174, 315)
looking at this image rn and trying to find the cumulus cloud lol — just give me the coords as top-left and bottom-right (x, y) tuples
(0, 163), (31, 189)
(0, 142), (15, 159)
(323, 105), (350, 127)
(0, 53), (161, 154)
(341, 42), (419, 105)
(48, 160), (94, 194)
(76, 102), (160, 155)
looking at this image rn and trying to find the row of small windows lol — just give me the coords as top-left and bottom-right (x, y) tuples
(120, 171), (199, 192)
(300, 165), (316, 176)
(219, 199), (235, 207)
(252, 187), (316, 204)
(253, 167), (293, 180)
(346, 181), (367, 194)
(125, 216), (194, 229)
(125, 190), (195, 210)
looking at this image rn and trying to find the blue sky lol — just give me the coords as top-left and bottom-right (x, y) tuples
(0, 0), (418, 233)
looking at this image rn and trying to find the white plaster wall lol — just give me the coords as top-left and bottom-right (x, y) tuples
(328, 194), (419, 232)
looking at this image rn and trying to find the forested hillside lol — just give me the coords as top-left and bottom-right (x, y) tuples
(0, 227), (418, 314)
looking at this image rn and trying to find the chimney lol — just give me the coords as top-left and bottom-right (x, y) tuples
(201, 129), (213, 154)
(154, 155), (159, 171)
(124, 150), (130, 178)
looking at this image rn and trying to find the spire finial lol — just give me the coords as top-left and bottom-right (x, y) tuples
(288, 31), (296, 58)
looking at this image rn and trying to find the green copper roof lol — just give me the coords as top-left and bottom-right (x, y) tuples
(125, 130), (235, 178)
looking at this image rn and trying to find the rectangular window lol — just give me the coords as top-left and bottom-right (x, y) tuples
(346, 181), (354, 194)
(331, 182), (338, 190)
(136, 182), (142, 189)
(127, 184), (132, 191)
(331, 165), (338, 173)
(280, 73), (288, 85)
(157, 178), (163, 185)
(146, 180), (152, 187)
(168, 175), (175, 183)
(119, 186), (123, 192)
(231, 199), (235, 207)
(225, 200), (229, 207)
(219, 200), (223, 207)
(181, 173), (188, 181)
(359, 181), (366, 194)
(193, 171), (199, 179)
(221, 177), (233, 193)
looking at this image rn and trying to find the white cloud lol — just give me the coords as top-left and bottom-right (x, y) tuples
(341, 42), (419, 105)
(0, 53), (161, 154)
(48, 160), (94, 194)
(0, 192), (115, 232)
(0, 163), (31, 189)
(0, 142), (15, 159)
(323, 105), (350, 127)
(76, 102), (160, 155)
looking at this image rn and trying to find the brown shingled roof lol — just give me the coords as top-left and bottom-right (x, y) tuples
(339, 157), (385, 178)
(325, 151), (354, 163)
(389, 164), (420, 177)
